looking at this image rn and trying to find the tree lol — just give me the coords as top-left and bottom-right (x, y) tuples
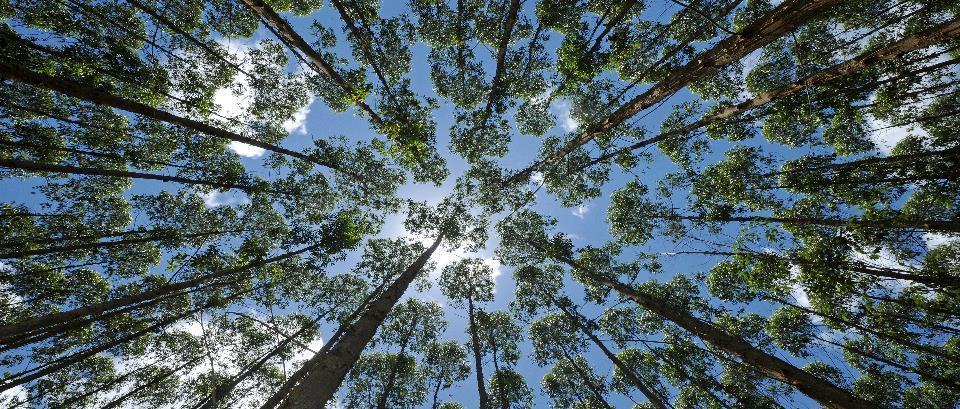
(439, 258), (495, 408)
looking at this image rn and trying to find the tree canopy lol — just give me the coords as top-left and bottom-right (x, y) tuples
(1, 0), (959, 408)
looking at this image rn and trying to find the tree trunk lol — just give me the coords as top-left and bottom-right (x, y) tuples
(670, 213), (960, 234)
(329, 0), (394, 100)
(0, 285), (253, 392)
(278, 234), (444, 409)
(550, 251), (875, 409)
(375, 315), (419, 409)
(430, 366), (446, 409)
(99, 357), (202, 409)
(557, 345), (614, 409)
(0, 226), (245, 260)
(195, 311), (329, 409)
(668, 250), (960, 290)
(585, 17), (960, 170)
(551, 296), (669, 409)
(0, 61), (346, 174)
(490, 332), (508, 409)
(467, 296), (491, 409)
(0, 158), (271, 195)
(0, 244), (323, 342)
(759, 146), (960, 179)
(238, 0), (384, 125)
(506, 0), (847, 184)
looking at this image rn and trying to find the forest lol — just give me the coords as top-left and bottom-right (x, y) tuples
(0, 0), (959, 407)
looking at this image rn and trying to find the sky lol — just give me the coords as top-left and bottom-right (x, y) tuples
(1, 0), (953, 407)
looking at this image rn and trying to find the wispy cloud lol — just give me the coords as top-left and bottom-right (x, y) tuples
(571, 204), (590, 219)
(196, 190), (249, 208)
(212, 40), (313, 158)
(923, 233), (954, 249)
(550, 99), (580, 132)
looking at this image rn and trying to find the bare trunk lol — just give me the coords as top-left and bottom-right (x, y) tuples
(375, 316), (419, 409)
(557, 345), (614, 409)
(278, 234), (444, 409)
(238, 0), (383, 125)
(550, 251), (875, 409)
(0, 158), (270, 195)
(585, 17), (960, 170)
(468, 297), (491, 409)
(0, 61), (345, 174)
(0, 244), (323, 342)
(0, 285), (253, 391)
(671, 213), (960, 234)
(507, 0), (846, 184)
(0, 226), (243, 260)
(551, 297), (669, 409)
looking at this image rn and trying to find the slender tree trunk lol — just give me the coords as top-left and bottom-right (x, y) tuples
(0, 244), (323, 341)
(0, 285), (253, 392)
(0, 61), (346, 174)
(467, 296), (491, 409)
(329, 0), (394, 99)
(551, 296), (669, 409)
(99, 357), (202, 409)
(0, 158), (270, 195)
(759, 146), (960, 179)
(490, 334), (508, 409)
(482, 0), (522, 113)
(669, 249), (960, 290)
(0, 227), (244, 259)
(238, 0), (384, 125)
(506, 0), (848, 184)
(375, 315), (419, 409)
(549, 250), (875, 409)
(815, 334), (960, 390)
(776, 299), (959, 365)
(670, 213), (960, 233)
(259, 282), (388, 409)
(557, 345), (614, 409)
(585, 17), (960, 170)
(123, 0), (250, 76)
(195, 311), (330, 409)
(431, 366), (446, 409)
(278, 234), (444, 409)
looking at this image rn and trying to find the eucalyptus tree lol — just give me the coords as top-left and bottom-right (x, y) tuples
(270, 193), (488, 408)
(438, 257), (495, 408)
(498, 210), (877, 408)
(514, 264), (670, 409)
(421, 340), (470, 409)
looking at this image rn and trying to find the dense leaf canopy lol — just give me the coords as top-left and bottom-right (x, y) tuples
(1, 0), (959, 408)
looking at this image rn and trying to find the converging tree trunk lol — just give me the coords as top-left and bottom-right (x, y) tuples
(548, 250), (875, 409)
(277, 234), (444, 409)
(507, 0), (847, 183)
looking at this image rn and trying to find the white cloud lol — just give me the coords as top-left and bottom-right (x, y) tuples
(867, 117), (914, 155)
(290, 337), (324, 364)
(228, 141), (267, 158)
(737, 49), (763, 99)
(530, 172), (545, 186)
(571, 204), (590, 219)
(851, 247), (916, 292)
(0, 385), (27, 406)
(167, 319), (204, 336)
(212, 40), (313, 158)
(923, 233), (955, 249)
(282, 97), (313, 135)
(196, 190), (249, 208)
(550, 99), (580, 132)
(529, 87), (578, 132)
